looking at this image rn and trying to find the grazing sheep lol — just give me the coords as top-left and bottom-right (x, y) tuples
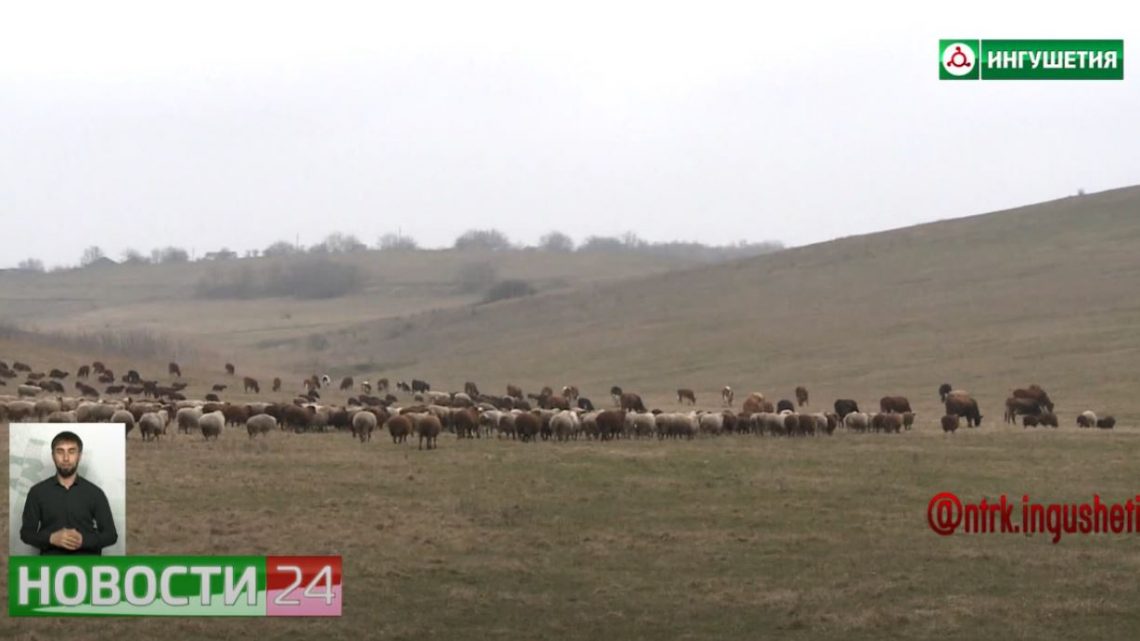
(902, 412), (916, 431)
(272, 377), (282, 392)
(551, 410), (580, 442)
(168, 362), (182, 378)
(741, 393), (768, 415)
(111, 409), (135, 434)
(880, 396), (912, 413)
(414, 414), (442, 449)
(515, 412), (540, 442)
(198, 411), (224, 440)
(1097, 416), (1116, 429)
(1039, 412), (1059, 428)
(212, 384), (227, 392)
(676, 388), (696, 405)
(351, 410), (377, 443)
(176, 407), (203, 434)
(34, 398), (61, 420)
(795, 386), (809, 407)
(610, 386), (623, 406)
(17, 384), (40, 398)
(46, 410), (78, 423)
(139, 411), (169, 441)
(698, 412), (724, 436)
(243, 377), (260, 393)
(722, 386), (734, 406)
(246, 413), (277, 438)
(941, 414), (959, 433)
(225, 363), (236, 375)
(1077, 411), (1097, 428)
(386, 415), (412, 444)
(1022, 415), (1041, 428)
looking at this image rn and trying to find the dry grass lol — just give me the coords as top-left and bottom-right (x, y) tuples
(2, 427), (1140, 640)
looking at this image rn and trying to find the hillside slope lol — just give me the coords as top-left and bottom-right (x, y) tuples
(325, 186), (1140, 423)
(0, 248), (716, 365)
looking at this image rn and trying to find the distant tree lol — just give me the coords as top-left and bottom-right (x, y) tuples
(621, 231), (646, 249)
(311, 232), (366, 254)
(16, 258), (45, 273)
(454, 229), (512, 251)
(151, 247), (189, 264)
(80, 246), (106, 267)
(377, 232), (418, 251)
(539, 231), (574, 252)
(120, 248), (148, 265)
(263, 240), (301, 257)
(579, 236), (625, 252)
(204, 248), (238, 261)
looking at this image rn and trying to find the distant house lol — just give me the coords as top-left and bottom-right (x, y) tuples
(203, 249), (238, 261)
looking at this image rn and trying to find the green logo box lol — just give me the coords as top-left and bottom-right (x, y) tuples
(941, 39), (1123, 80)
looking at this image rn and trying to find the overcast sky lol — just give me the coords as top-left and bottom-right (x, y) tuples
(1, 0), (1136, 268)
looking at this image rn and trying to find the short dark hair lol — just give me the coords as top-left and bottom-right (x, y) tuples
(51, 431), (83, 452)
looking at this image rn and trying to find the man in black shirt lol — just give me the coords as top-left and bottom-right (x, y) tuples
(19, 431), (118, 556)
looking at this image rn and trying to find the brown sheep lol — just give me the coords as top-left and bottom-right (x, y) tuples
(386, 415), (411, 444)
(515, 412), (540, 442)
(902, 411), (916, 430)
(880, 396), (912, 413)
(677, 388), (696, 405)
(596, 410), (625, 441)
(243, 377), (260, 393)
(945, 392), (983, 427)
(168, 362), (181, 378)
(741, 393), (767, 415)
(453, 407), (480, 439)
(795, 386), (809, 407)
(272, 377), (282, 392)
(339, 376), (354, 391)
(414, 414), (442, 449)
(620, 393), (646, 413)
(225, 363), (236, 375)
(941, 414), (959, 433)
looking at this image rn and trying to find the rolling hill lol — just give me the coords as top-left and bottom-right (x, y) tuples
(315, 185), (1140, 425)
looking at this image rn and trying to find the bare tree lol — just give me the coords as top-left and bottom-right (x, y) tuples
(80, 246), (106, 267)
(377, 232), (418, 251)
(16, 258), (45, 272)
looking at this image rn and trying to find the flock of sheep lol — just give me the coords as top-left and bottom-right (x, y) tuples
(0, 358), (1120, 450)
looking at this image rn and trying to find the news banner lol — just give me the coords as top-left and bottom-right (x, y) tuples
(9, 555), (342, 616)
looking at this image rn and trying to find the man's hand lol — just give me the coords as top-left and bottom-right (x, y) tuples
(49, 528), (83, 550)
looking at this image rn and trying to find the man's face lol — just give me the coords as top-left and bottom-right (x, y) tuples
(52, 441), (81, 478)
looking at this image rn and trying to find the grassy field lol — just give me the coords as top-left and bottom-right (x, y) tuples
(3, 426), (1140, 640)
